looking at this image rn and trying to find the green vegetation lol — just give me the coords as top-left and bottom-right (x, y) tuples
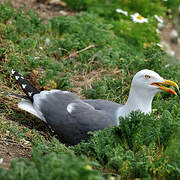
(0, 1), (179, 179)
(0, 138), (104, 180)
(74, 110), (180, 179)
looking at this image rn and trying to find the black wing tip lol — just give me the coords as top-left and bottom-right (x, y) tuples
(11, 69), (20, 77)
(11, 69), (40, 101)
(11, 69), (23, 78)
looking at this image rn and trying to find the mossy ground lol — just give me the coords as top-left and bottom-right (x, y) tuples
(0, 1), (179, 179)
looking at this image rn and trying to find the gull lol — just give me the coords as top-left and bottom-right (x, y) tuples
(9, 69), (179, 145)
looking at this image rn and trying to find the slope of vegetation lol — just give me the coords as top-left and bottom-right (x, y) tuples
(0, 1), (179, 179)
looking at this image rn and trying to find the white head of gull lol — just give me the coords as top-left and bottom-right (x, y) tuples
(117, 69), (178, 118)
(9, 69), (178, 145)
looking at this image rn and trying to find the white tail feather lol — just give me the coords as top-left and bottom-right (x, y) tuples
(18, 99), (46, 122)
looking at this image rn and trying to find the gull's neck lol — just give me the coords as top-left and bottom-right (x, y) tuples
(117, 86), (155, 118)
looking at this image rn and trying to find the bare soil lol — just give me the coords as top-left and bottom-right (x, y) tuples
(0, 0), (74, 20)
(0, 140), (31, 170)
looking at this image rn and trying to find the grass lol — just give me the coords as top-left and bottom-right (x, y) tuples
(0, 1), (179, 179)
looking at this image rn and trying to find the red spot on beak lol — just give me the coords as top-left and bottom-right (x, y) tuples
(168, 89), (176, 95)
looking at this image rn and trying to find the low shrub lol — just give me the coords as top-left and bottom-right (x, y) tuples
(74, 111), (180, 179)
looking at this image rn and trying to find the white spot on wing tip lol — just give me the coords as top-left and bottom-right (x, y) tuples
(67, 103), (76, 114)
(12, 69), (15, 74)
(22, 84), (27, 89)
(15, 76), (19, 80)
(28, 92), (33, 97)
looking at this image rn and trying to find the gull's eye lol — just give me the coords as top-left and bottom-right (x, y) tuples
(145, 75), (151, 80)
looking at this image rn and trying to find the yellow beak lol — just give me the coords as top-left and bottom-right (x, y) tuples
(151, 79), (179, 95)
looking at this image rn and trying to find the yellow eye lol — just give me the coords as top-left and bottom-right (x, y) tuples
(145, 75), (151, 79)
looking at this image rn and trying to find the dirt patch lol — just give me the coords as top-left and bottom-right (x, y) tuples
(0, 0), (75, 21)
(0, 88), (52, 170)
(0, 140), (31, 170)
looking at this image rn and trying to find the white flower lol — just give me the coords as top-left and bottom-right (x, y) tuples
(154, 15), (163, 24)
(156, 43), (163, 48)
(116, 9), (128, 16)
(154, 15), (164, 29)
(156, 29), (160, 34)
(130, 13), (148, 23)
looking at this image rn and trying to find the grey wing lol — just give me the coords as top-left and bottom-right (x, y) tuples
(65, 101), (118, 144)
(84, 99), (122, 125)
(84, 99), (123, 112)
(34, 90), (117, 145)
